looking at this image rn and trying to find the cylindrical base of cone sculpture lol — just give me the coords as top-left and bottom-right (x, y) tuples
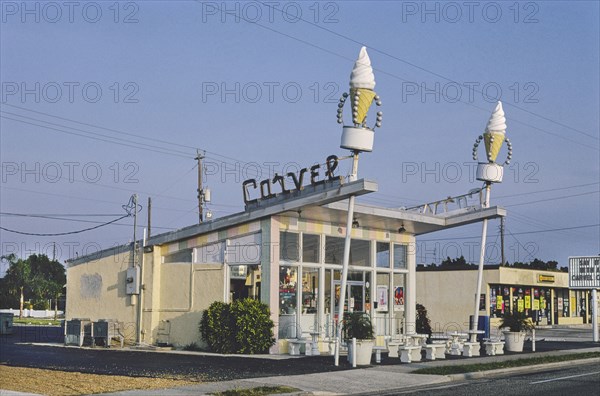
(476, 162), (503, 183)
(341, 126), (374, 152)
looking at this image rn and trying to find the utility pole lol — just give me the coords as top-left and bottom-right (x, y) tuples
(500, 217), (505, 266)
(52, 242), (56, 262)
(196, 150), (205, 224)
(132, 194), (138, 269)
(147, 197), (152, 238)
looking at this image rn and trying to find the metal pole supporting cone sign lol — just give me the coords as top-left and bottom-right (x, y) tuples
(470, 101), (513, 343)
(334, 46), (382, 366)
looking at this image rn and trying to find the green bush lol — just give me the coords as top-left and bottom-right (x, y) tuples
(416, 303), (432, 336)
(200, 301), (236, 354)
(231, 299), (275, 354)
(200, 299), (275, 354)
(342, 311), (374, 340)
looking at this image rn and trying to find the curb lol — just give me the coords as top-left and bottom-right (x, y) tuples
(446, 357), (600, 381)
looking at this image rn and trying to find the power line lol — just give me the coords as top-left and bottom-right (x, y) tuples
(502, 190), (599, 207)
(257, 0), (598, 142)
(1, 112), (193, 159)
(495, 182), (600, 199)
(0, 214), (130, 236)
(1, 212), (124, 217)
(200, 2), (598, 151)
(2, 104), (278, 177)
(420, 223), (599, 242)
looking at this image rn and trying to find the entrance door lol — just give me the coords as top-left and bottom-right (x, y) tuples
(349, 283), (364, 312)
(334, 281), (365, 313)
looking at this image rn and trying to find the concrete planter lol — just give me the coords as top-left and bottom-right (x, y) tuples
(348, 339), (374, 365)
(503, 330), (525, 352)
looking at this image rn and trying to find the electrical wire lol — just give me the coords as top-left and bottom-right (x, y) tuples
(0, 214), (131, 236)
(257, 1), (598, 142)
(199, 1), (598, 150)
(419, 223), (599, 242)
(502, 190), (599, 207)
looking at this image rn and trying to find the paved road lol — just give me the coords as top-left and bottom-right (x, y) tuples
(373, 364), (600, 396)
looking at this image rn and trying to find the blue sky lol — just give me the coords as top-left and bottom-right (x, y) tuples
(1, 0), (598, 272)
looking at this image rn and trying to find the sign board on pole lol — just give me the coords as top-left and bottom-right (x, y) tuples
(568, 256), (600, 289)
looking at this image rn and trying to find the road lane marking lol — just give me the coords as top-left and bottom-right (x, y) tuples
(530, 371), (600, 384)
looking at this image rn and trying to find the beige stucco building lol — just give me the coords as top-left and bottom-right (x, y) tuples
(416, 266), (598, 333)
(66, 178), (505, 353)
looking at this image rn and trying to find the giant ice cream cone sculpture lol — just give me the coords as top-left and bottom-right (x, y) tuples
(337, 47), (382, 152)
(483, 101), (507, 163)
(349, 47), (377, 126)
(472, 101), (513, 183)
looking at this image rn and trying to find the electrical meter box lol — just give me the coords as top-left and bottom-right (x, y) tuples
(126, 266), (140, 295)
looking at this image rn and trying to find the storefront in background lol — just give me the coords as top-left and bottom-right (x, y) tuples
(417, 266), (597, 331)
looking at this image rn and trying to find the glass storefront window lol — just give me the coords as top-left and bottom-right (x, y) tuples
(376, 242), (390, 268)
(302, 268), (319, 314)
(325, 237), (371, 266)
(230, 264), (261, 301)
(375, 272), (390, 312)
(325, 236), (344, 264)
(279, 266), (298, 314)
(280, 232), (299, 262)
(302, 234), (320, 263)
(278, 266), (298, 339)
(393, 244), (407, 269)
(350, 239), (371, 267)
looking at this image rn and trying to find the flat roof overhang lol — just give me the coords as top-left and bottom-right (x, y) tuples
(147, 178), (378, 246)
(293, 201), (506, 236)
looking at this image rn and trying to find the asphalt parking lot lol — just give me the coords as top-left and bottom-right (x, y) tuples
(1, 325), (598, 382)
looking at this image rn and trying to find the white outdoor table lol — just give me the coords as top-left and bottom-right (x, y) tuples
(449, 332), (468, 356)
(406, 333), (429, 347)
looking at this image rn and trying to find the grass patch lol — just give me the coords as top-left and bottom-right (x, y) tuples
(211, 386), (300, 396)
(413, 352), (600, 375)
(13, 318), (61, 326)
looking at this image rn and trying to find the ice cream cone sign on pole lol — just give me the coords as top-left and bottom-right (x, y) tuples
(469, 101), (513, 344)
(337, 46), (382, 152)
(472, 101), (513, 183)
(334, 47), (381, 366)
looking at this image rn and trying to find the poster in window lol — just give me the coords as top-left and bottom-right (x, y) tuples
(525, 295), (531, 309)
(496, 296), (503, 310)
(376, 285), (388, 311)
(394, 286), (404, 311)
(533, 299), (540, 310)
(517, 299), (524, 312)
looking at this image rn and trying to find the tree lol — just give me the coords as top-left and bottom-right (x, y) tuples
(416, 303), (432, 337)
(1, 254), (30, 318)
(0, 254), (66, 318)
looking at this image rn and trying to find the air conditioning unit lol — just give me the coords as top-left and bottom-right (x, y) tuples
(93, 319), (124, 348)
(64, 318), (93, 347)
(0, 313), (14, 335)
